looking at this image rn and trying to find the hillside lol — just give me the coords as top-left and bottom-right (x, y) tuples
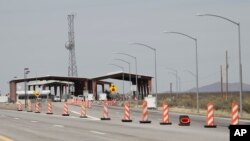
(188, 82), (250, 93)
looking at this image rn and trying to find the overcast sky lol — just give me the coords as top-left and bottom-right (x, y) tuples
(1, 0), (250, 94)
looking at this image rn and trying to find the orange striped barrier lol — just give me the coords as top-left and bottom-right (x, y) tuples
(204, 102), (217, 128)
(16, 101), (22, 111)
(46, 102), (53, 114)
(122, 101), (132, 122)
(230, 102), (239, 125)
(100, 101), (111, 120)
(160, 103), (172, 125)
(34, 101), (40, 113)
(80, 101), (87, 118)
(27, 101), (32, 112)
(62, 102), (70, 116)
(140, 100), (151, 123)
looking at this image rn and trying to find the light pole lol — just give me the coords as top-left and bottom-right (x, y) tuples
(24, 68), (30, 108)
(109, 64), (125, 96)
(197, 13), (243, 116)
(113, 52), (139, 105)
(113, 58), (132, 104)
(166, 67), (179, 97)
(131, 43), (158, 107)
(164, 31), (199, 113)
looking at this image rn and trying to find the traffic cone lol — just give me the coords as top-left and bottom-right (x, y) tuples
(140, 100), (151, 123)
(34, 101), (40, 113)
(160, 103), (172, 125)
(100, 101), (111, 120)
(204, 102), (217, 128)
(17, 101), (22, 111)
(62, 102), (70, 116)
(122, 101), (132, 122)
(230, 102), (239, 125)
(80, 101), (87, 118)
(27, 101), (33, 112)
(46, 101), (53, 114)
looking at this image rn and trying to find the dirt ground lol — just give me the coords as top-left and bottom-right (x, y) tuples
(0, 103), (17, 110)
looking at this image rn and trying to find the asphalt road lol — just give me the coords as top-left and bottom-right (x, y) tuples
(0, 102), (248, 141)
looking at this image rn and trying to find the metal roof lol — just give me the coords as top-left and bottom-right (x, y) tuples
(92, 72), (153, 81)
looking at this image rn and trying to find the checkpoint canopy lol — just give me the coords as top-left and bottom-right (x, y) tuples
(92, 71), (153, 99)
(9, 72), (153, 102)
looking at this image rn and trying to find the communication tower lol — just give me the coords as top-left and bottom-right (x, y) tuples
(65, 14), (78, 77)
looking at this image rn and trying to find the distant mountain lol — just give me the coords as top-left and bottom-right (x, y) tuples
(188, 82), (250, 93)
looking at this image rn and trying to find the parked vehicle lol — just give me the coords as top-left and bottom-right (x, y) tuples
(77, 95), (84, 101)
(53, 96), (61, 102)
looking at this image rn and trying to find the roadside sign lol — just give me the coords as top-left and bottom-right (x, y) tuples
(109, 84), (118, 94)
(33, 90), (40, 98)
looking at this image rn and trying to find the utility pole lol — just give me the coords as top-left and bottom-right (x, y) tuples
(170, 82), (172, 98)
(226, 50), (229, 100)
(220, 65), (223, 97)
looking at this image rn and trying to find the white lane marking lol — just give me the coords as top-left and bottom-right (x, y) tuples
(85, 115), (100, 121)
(70, 111), (100, 120)
(90, 130), (106, 135)
(13, 117), (19, 120)
(31, 120), (38, 123)
(30, 120), (38, 123)
(53, 125), (64, 128)
(71, 111), (80, 115)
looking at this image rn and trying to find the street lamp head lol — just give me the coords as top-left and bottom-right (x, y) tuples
(113, 52), (137, 59)
(196, 13), (239, 25)
(108, 63), (124, 71)
(113, 58), (130, 64)
(163, 31), (197, 41)
(131, 42), (156, 51)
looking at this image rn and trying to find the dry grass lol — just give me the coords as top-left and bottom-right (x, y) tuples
(155, 92), (250, 119)
(167, 107), (250, 119)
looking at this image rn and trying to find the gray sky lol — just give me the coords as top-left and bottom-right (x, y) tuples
(1, 0), (250, 94)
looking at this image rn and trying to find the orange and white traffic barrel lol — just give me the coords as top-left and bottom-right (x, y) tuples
(122, 101), (132, 122)
(34, 101), (40, 113)
(100, 101), (111, 120)
(80, 101), (87, 118)
(62, 102), (70, 116)
(16, 101), (22, 111)
(204, 102), (217, 128)
(27, 101), (33, 112)
(140, 100), (151, 123)
(160, 103), (172, 125)
(46, 101), (53, 114)
(230, 102), (239, 125)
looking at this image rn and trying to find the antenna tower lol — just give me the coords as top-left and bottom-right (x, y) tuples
(65, 14), (78, 77)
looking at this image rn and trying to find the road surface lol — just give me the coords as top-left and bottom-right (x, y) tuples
(0, 102), (248, 141)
